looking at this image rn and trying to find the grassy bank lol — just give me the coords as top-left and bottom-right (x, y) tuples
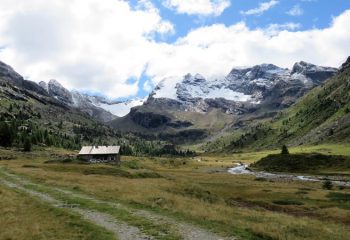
(251, 153), (350, 173)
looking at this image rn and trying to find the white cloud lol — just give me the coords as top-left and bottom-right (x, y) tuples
(143, 79), (154, 92)
(145, 9), (350, 85)
(240, 0), (279, 16)
(0, 1), (350, 100)
(265, 22), (301, 35)
(163, 0), (230, 16)
(287, 5), (304, 16)
(0, 0), (174, 98)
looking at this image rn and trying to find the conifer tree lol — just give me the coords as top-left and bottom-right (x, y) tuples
(281, 145), (289, 154)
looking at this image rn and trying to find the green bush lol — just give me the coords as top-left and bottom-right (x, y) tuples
(272, 199), (304, 205)
(281, 145), (289, 154)
(182, 185), (219, 203)
(133, 171), (163, 178)
(83, 167), (132, 178)
(122, 160), (141, 169)
(322, 180), (333, 190)
(326, 192), (350, 202)
(254, 177), (267, 181)
(251, 153), (350, 172)
(23, 137), (32, 152)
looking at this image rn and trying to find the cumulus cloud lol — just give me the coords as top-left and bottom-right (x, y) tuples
(0, 0), (174, 98)
(0, 1), (350, 99)
(287, 5), (304, 16)
(145, 9), (350, 85)
(162, 0), (230, 16)
(265, 22), (301, 35)
(240, 0), (279, 16)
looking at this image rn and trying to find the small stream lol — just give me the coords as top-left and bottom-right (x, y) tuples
(228, 163), (350, 187)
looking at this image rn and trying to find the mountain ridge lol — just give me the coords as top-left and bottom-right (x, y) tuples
(206, 56), (350, 152)
(109, 61), (337, 144)
(1, 58), (341, 145)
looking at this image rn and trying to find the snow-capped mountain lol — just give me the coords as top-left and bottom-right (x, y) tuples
(109, 61), (337, 139)
(39, 79), (145, 122)
(81, 95), (145, 117)
(149, 61), (337, 112)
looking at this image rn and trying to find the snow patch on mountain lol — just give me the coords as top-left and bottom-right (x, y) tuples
(152, 73), (253, 102)
(93, 98), (145, 117)
(40, 80), (145, 119)
(151, 62), (337, 107)
(70, 92), (145, 117)
(152, 76), (179, 99)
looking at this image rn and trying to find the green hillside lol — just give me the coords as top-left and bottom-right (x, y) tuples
(0, 76), (193, 156)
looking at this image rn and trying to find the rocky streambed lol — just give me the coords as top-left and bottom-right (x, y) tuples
(228, 163), (350, 187)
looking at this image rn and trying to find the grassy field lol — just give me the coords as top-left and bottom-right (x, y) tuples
(1, 145), (350, 240)
(0, 184), (115, 240)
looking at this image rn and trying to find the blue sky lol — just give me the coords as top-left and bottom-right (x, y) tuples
(141, 0), (350, 43)
(0, 0), (350, 100)
(132, 0), (350, 99)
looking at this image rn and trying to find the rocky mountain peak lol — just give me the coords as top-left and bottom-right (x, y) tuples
(292, 61), (315, 74)
(0, 61), (24, 87)
(39, 81), (48, 92)
(47, 79), (73, 105)
(292, 61), (337, 74)
(340, 56), (350, 72)
(150, 61), (338, 114)
(291, 61), (337, 85)
(183, 73), (206, 85)
(48, 79), (64, 88)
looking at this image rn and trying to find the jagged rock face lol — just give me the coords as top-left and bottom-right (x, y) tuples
(71, 91), (117, 122)
(0, 61), (24, 87)
(23, 80), (49, 96)
(42, 80), (122, 122)
(148, 61), (338, 114)
(291, 61), (338, 85)
(340, 56), (350, 72)
(39, 81), (48, 92)
(226, 64), (290, 96)
(48, 79), (74, 105)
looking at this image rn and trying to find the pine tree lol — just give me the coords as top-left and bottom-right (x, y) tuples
(281, 145), (289, 154)
(0, 122), (15, 147)
(23, 137), (32, 152)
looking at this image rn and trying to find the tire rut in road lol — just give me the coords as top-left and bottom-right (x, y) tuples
(0, 177), (151, 240)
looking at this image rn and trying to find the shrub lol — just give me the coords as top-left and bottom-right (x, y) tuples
(251, 153), (350, 172)
(322, 180), (333, 190)
(254, 177), (267, 181)
(134, 171), (163, 179)
(23, 137), (32, 152)
(122, 160), (140, 169)
(326, 192), (350, 202)
(272, 199), (304, 205)
(182, 185), (219, 203)
(22, 164), (39, 168)
(281, 145), (289, 155)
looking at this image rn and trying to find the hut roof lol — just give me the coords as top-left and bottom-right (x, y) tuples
(78, 146), (120, 155)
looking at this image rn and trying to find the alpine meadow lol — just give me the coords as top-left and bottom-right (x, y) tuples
(1, 1), (350, 240)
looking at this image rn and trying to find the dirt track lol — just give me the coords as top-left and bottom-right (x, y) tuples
(0, 168), (234, 240)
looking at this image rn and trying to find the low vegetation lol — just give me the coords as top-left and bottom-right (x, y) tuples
(0, 184), (115, 240)
(251, 153), (350, 173)
(2, 146), (350, 239)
